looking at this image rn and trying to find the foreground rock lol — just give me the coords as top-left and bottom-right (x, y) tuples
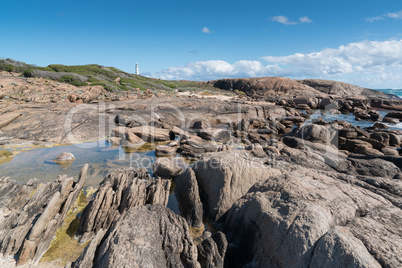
(197, 231), (228, 268)
(174, 168), (204, 228)
(152, 157), (187, 178)
(0, 164), (88, 266)
(223, 167), (402, 268)
(72, 205), (200, 268)
(54, 152), (75, 162)
(76, 168), (170, 243)
(193, 150), (282, 222)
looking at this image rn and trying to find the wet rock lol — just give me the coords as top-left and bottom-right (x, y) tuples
(106, 136), (120, 146)
(76, 168), (170, 243)
(383, 117), (399, 124)
(197, 231), (228, 268)
(372, 122), (389, 129)
(193, 150), (282, 222)
(223, 167), (401, 268)
(384, 111), (402, 119)
(54, 152), (75, 162)
(152, 157), (187, 178)
(72, 205), (200, 268)
(174, 168), (203, 228)
(0, 165), (88, 265)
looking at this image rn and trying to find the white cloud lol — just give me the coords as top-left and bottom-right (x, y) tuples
(202, 27), (211, 34)
(272, 16), (313, 25)
(154, 40), (402, 88)
(299, 16), (313, 23)
(367, 10), (402, 22)
(272, 16), (298, 25)
(156, 60), (279, 80)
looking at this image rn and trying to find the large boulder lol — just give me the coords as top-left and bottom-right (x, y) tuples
(223, 167), (401, 268)
(294, 124), (331, 144)
(174, 168), (203, 228)
(192, 150), (282, 222)
(72, 205), (201, 268)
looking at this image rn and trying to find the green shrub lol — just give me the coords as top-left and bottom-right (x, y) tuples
(59, 74), (76, 83)
(87, 76), (99, 83)
(22, 69), (34, 77)
(69, 80), (87, 87)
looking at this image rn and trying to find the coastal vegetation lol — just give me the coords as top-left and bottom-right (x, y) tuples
(0, 58), (227, 94)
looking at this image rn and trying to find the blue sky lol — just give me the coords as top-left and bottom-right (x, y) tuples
(1, 0), (402, 88)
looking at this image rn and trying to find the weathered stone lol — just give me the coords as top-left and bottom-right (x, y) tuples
(384, 111), (402, 119)
(199, 128), (231, 142)
(106, 136), (120, 146)
(54, 152), (75, 162)
(223, 167), (401, 268)
(152, 157), (187, 178)
(354, 145), (383, 156)
(120, 131), (144, 148)
(0, 165), (88, 265)
(155, 145), (178, 156)
(178, 135), (219, 158)
(76, 168), (170, 243)
(294, 124), (331, 144)
(128, 126), (170, 142)
(310, 227), (381, 268)
(73, 205), (200, 268)
(381, 147), (399, 156)
(193, 150), (282, 222)
(174, 168), (203, 228)
(197, 231), (228, 268)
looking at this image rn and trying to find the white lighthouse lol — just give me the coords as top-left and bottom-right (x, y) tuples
(135, 63), (139, 75)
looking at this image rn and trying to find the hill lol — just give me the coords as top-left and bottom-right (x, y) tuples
(0, 58), (221, 94)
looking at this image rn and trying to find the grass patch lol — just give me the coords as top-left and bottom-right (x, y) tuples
(40, 191), (90, 265)
(0, 150), (12, 158)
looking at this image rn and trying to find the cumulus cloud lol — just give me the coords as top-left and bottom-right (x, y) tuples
(367, 10), (402, 22)
(272, 16), (297, 25)
(272, 15), (312, 25)
(155, 40), (402, 88)
(202, 27), (211, 34)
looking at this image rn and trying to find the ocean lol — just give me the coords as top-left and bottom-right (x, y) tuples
(375, 88), (402, 98)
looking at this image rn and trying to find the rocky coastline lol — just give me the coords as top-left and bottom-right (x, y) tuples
(0, 71), (401, 267)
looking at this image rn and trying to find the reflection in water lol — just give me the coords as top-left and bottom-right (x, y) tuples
(0, 139), (160, 187)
